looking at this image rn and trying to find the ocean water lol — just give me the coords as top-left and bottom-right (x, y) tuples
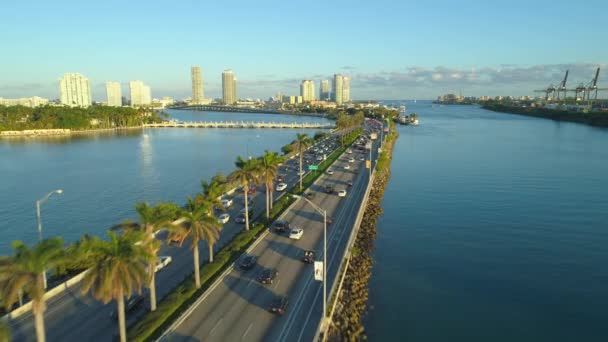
(366, 101), (608, 342)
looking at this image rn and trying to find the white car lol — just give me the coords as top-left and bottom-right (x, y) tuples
(276, 183), (288, 191)
(347, 149), (353, 154)
(344, 164), (350, 170)
(154, 256), (172, 272)
(348, 158), (355, 163)
(289, 228), (304, 240)
(316, 155), (323, 161)
(217, 213), (230, 224)
(326, 169), (334, 175)
(338, 190), (347, 197)
(358, 156), (365, 161)
(221, 198), (233, 208)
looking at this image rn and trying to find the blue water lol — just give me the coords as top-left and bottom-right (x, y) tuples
(0, 110), (331, 253)
(366, 101), (608, 341)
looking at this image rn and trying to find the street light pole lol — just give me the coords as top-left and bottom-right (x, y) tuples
(36, 189), (63, 289)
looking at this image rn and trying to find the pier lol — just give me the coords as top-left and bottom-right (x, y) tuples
(144, 121), (334, 129)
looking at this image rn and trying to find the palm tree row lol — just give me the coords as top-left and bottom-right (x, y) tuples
(0, 131), (325, 342)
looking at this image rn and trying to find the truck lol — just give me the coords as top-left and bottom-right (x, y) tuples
(369, 133), (378, 140)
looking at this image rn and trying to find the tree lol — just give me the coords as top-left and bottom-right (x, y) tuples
(0, 319), (10, 342)
(80, 231), (151, 342)
(112, 202), (178, 312)
(0, 238), (65, 342)
(293, 133), (313, 191)
(171, 198), (221, 288)
(229, 157), (261, 231)
(258, 150), (284, 219)
(198, 173), (228, 210)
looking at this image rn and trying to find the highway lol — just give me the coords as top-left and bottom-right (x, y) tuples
(162, 123), (381, 341)
(7, 135), (342, 342)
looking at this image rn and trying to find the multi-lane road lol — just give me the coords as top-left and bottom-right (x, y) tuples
(162, 124), (381, 341)
(7, 135), (344, 342)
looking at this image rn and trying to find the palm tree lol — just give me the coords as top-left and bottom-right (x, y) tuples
(80, 230), (151, 342)
(113, 202), (177, 312)
(229, 156), (261, 231)
(198, 172), (228, 210)
(0, 238), (65, 342)
(171, 198), (221, 289)
(293, 133), (313, 191)
(258, 150), (284, 219)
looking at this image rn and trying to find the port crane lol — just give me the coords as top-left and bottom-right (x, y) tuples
(534, 70), (569, 100)
(568, 67), (607, 102)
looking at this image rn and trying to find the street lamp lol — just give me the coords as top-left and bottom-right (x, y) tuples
(292, 194), (327, 328)
(36, 189), (63, 289)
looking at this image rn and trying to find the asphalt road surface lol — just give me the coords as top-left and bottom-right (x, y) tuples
(7, 135), (343, 342)
(162, 129), (380, 342)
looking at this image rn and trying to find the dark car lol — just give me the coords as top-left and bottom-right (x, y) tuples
(258, 269), (278, 284)
(325, 185), (334, 194)
(273, 219), (290, 233)
(110, 295), (144, 319)
(239, 255), (257, 270)
(269, 296), (289, 314)
(302, 250), (315, 264)
(347, 180), (353, 187)
(277, 175), (285, 183)
(325, 216), (333, 225)
(305, 192), (315, 200)
(247, 186), (256, 195)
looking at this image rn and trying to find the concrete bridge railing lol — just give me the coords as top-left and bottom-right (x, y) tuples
(144, 121), (334, 129)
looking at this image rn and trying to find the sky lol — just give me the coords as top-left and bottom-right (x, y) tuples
(0, 0), (607, 101)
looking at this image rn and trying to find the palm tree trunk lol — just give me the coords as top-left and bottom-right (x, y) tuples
(117, 288), (127, 342)
(193, 243), (201, 288)
(244, 185), (250, 231)
(33, 274), (46, 342)
(299, 153), (303, 191)
(149, 265), (157, 311)
(270, 185), (274, 209)
(265, 182), (270, 219)
(33, 302), (46, 342)
(208, 241), (214, 263)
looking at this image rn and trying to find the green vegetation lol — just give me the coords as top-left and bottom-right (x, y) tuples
(0, 105), (166, 131)
(483, 102), (608, 127)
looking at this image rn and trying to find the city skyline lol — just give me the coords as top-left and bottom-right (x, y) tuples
(0, 1), (606, 100)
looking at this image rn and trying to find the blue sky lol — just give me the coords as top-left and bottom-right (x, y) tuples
(1, 0), (606, 100)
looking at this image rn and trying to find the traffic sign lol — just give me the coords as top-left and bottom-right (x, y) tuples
(308, 165), (319, 171)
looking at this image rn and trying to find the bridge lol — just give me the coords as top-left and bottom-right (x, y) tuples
(144, 121), (334, 129)
(169, 104), (328, 117)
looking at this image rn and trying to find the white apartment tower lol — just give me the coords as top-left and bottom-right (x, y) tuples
(320, 80), (330, 100)
(191, 66), (204, 104)
(342, 76), (350, 102)
(129, 81), (152, 107)
(300, 80), (316, 102)
(59, 73), (92, 107)
(222, 70), (236, 105)
(105, 81), (122, 107)
(333, 74), (344, 105)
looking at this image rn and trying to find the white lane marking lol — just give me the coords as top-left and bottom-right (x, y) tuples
(242, 322), (254, 340)
(209, 318), (223, 336)
(274, 279), (281, 289)
(247, 278), (254, 288)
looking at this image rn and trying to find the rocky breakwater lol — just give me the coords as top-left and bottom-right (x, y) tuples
(327, 124), (398, 341)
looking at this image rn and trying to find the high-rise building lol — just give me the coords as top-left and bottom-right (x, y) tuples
(105, 81), (122, 107)
(233, 77), (238, 103)
(332, 74), (344, 105)
(191, 66), (204, 104)
(342, 76), (350, 102)
(222, 70), (236, 105)
(320, 80), (330, 100)
(59, 73), (92, 107)
(129, 80), (152, 107)
(300, 80), (316, 102)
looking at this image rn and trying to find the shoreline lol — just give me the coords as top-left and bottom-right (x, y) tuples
(482, 104), (608, 127)
(0, 126), (145, 138)
(327, 121), (399, 340)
